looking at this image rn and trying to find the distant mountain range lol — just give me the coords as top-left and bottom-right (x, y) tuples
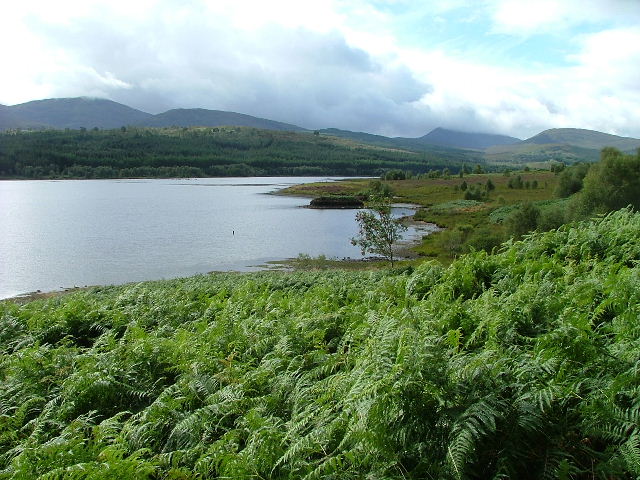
(318, 127), (521, 152)
(2, 97), (640, 164)
(0, 97), (304, 133)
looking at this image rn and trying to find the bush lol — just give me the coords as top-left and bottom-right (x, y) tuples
(466, 225), (505, 252)
(464, 185), (486, 201)
(538, 205), (566, 231)
(576, 147), (640, 214)
(508, 175), (523, 189)
(485, 178), (495, 191)
(507, 202), (540, 237)
(555, 162), (590, 197)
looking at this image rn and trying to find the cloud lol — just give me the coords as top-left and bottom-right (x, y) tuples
(3, 1), (431, 135)
(1, 0), (639, 139)
(488, 0), (640, 35)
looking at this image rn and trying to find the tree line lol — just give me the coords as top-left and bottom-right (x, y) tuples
(507, 147), (640, 235)
(0, 127), (478, 178)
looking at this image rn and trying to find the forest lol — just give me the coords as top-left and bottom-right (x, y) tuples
(0, 127), (479, 179)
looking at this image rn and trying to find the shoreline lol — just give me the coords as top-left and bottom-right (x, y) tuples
(2, 220), (440, 303)
(2, 178), (441, 304)
(2, 286), (92, 304)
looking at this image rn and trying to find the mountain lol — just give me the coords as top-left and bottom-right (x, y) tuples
(484, 143), (601, 165)
(3, 98), (639, 165)
(0, 104), (48, 130)
(144, 108), (305, 132)
(0, 105), (17, 130)
(522, 128), (640, 152)
(418, 127), (521, 150)
(482, 128), (640, 165)
(7, 98), (153, 129)
(319, 128), (394, 145)
(318, 128), (484, 163)
(0, 97), (307, 132)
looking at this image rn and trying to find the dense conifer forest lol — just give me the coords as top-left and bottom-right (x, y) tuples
(0, 127), (479, 179)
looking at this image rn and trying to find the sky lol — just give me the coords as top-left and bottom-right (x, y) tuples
(2, 0), (640, 139)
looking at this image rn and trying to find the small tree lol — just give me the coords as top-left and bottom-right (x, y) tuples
(508, 202), (540, 237)
(351, 197), (407, 267)
(485, 178), (495, 192)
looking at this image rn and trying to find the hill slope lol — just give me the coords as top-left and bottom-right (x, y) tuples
(0, 98), (307, 132)
(144, 108), (305, 131)
(484, 128), (640, 165)
(1, 209), (639, 478)
(0, 104), (47, 130)
(523, 127), (640, 152)
(419, 127), (521, 149)
(7, 97), (153, 129)
(484, 142), (601, 164)
(318, 128), (485, 163)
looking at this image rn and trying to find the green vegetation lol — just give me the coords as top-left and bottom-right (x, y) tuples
(2, 210), (640, 478)
(484, 142), (601, 165)
(573, 147), (640, 215)
(351, 197), (407, 267)
(0, 127), (478, 179)
(495, 148), (640, 240)
(282, 170), (559, 261)
(284, 147), (640, 262)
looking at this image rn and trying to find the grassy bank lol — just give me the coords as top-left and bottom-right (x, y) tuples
(280, 171), (560, 262)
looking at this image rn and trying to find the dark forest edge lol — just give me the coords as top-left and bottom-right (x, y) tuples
(0, 126), (484, 179)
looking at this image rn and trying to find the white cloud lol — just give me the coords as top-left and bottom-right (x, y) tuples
(488, 0), (640, 35)
(1, 0), (640, 138)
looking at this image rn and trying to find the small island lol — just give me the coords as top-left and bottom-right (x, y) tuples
(308, 195), (365, 208)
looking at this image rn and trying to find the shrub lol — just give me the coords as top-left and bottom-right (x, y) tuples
(507, 202), (540, 237)
(464, 185), (486, 201)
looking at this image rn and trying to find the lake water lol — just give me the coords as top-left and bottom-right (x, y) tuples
(0, 177), (428, 299)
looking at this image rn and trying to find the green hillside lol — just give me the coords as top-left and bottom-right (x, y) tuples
(484, 128), (640, 165)
(0, 127), (477, 179)
(318, 127), (509, 156)
(484, 142), (601, 165)
(7, 98), (153, 130)
(418, 127), (521, 149)
(146, 108), (305, 132)
(524, 128), (640, 152)
(1, 209), (639, 478)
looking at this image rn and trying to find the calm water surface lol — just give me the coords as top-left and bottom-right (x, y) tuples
(0, 177), (424, 299)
